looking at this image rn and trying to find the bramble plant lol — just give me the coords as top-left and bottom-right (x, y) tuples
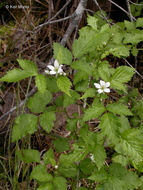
(1, 14), (143, 190)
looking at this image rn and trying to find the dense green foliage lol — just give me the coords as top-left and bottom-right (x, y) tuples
(1, 14), (143, 189)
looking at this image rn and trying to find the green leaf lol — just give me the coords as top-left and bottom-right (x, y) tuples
(124, 20), (136, 31)
(57, 76), (72, 96)
(43, 149), (56, 166)
(136, 17), (143, 28)
(88, 167), (108, 182)
(94, 144), (106, 170)
(39, 111), (56, 133)
(35, 74), (47, 92)
(112, 154), (129, 167)
(46, 77), (59, 93)
(118, 115), (130, 134)
(115, 128), (143, 163)
(53, 42), (72, 65)
(17, 59), (38, 75)
(66, 118), (78, 132)
(27, 91), (52, 113)
(71, 59), (92, 74)
(63, 90), (80, 107)
(107, 102), (133, 116)
(37, 183), (54, 190)
(53, 137), (70, 153)
(12, 114), (38, 142)
(17, 149), (40, 163)
(0, 69), (31, 82)
(30, 165), (53, 183)
(99, 113), (120, 144)
(123, 30), (143, 44)
(110, 66), (134, 90)
(73, 71), (89, 85)
(132, 100), (143, 120)
(87, 15), (98, 30)
(83, 102), (105, 122)
(80, 158), (94, 175)
(80, 88), (96, 99)
(98, 62), (111, 81)
(111, 66), (134, 83)
(53, 176), (67, 190)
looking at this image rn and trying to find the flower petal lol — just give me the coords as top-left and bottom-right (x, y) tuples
(54, 60), (59, 68)
(98, 89), (104, 94)
(45, 70), (50, 74)
(94, 83), (101, 89)
(57, 68), (63, 74)
(50, 71), (56, 75)
(104, 88), (110, 93)
(105, 82), (110, 88)
(47, 65), (54, 71)
(100, 80), (106, 87)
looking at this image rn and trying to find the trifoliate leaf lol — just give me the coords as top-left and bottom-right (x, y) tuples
(53, 42), (72, 65)
(35, 74), (47, 92)
(12, 114), (38, 142)
(27, 90), (52, 113)
(57, 76), (72, 96)
(17, 149), (40, 163)
(107, 102), (133, 116)
(99, 113), (120, 144)
(30, 165), (53, 183)
(39, 111), (56, 133)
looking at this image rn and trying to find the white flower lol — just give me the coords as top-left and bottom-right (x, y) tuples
(55, 165), (58, 169)
(94, 80), (110, 94)
(45, 60), (66, 76)
(90, 154), (95, 162)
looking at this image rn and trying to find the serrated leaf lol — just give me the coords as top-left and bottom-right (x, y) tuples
(35, 74), (47, 92)
(71, 59), (92, 74)
(73, 71), (89, 85)
(53, 176), (67, 190)
(94, 144), (106, 170)
(124, 20), (136, 31)
(110, 66), (134, 91)
(53, 42), (72, 65)
(12, 114), (38, 142)
(136, 17), (143, 28)
(63, 90), (80, 107)
(80, 88), (96, 99)
(39, 111), (56, 133)
(0, 69), (31, 82)
(83, 102), (105, 122)
(27, 91), (52, 113)
(30, 165), (53, 183)
(98, 62), (111, 81)
(99, 113), (120, 144)
(66, 118), (78, 132)
(57, 76), (72, 96)
(112, 154), (129, 167)
(46, 77), (59, 93)
(37, 183), (54, 190)
(87, 15), (98, 30)
(53, 137), (70, 153)
(43, 149), (56, 166)
(17, 59), (38, 75)
(80, 158), (94, 175)
(115, 128), (143, 163)
(88, 167), (107, 182)
(17, 149), (40, 163)
(132, 99), (143, 120)
(123, 30), (143, 44)
(107, 102), (133, 116)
